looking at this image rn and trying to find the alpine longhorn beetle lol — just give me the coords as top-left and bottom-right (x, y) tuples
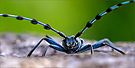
(0, 0), (134, 57)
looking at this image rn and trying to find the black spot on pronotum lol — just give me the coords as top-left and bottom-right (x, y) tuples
(2, 14), (8, 17)
(86, 21), (93, 28)
(31, 19), (38, 24)
(16, 16), (23, 20)
(95, 14), (102, 20)
(106, 8), (112, 13)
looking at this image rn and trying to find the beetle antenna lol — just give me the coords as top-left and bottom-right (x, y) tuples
(0, 14), (66, 38)
(75, 0), (135, 38)
(44, 24), (66, 38)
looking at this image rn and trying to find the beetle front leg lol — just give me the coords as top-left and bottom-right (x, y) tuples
(76, 39), (112, 53)
(42, 44), (66, 57)
(27, 35), (64, 57)
(76, 44), (94, 54)
(27, 38), (45, 57)
(76, 39), (125, 55)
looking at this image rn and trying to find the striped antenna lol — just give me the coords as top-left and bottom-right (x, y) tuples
(0, 14), (66, 38)
(75, 0), (135, 38)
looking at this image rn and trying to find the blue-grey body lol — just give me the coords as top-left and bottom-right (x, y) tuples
(0, 0), (134, 57)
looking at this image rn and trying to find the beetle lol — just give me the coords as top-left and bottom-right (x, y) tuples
(1, 0), (134, 57)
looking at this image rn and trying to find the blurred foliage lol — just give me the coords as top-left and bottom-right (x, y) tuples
(0, 0), (134, 42)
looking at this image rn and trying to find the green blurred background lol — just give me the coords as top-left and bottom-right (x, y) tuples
(0, 0), (135, 42)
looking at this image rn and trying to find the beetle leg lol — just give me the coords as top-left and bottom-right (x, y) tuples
(27, 35), (64, 57)
(76, 39), (125, 55)
(101, 43), (125, 55)
(27, 38), (45, 57)
(42, 44), (66, 57)
(91, 39), (125, 54)
(76, 44), (93, 54)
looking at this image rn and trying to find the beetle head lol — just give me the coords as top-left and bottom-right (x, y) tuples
(62, 35), (80, 49)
